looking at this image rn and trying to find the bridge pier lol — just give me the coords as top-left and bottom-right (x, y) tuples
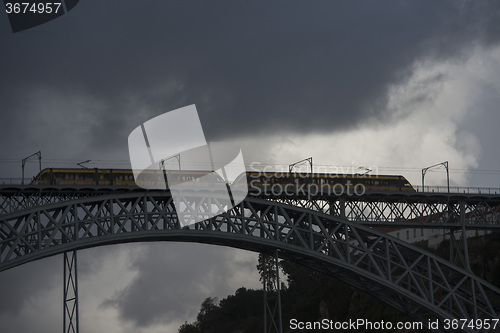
(63, 250), (79, 333)
(449, 228), (471, 271)
(262, 250), (283, 333)
(2, 188), (500, 333)
(449, 200), (471, 271)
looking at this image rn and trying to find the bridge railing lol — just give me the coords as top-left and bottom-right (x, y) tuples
(0, 178), (499, 195)
(414, 185), (500, 195)
(0, 178), (33, 185)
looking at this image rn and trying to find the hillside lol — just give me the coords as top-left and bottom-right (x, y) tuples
(179, 232), (500, 333)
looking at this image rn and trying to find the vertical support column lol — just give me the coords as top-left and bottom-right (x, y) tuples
(262, 250), (283, 333)
(339, 198), (346, 219)
(64, 250), (79, 333)
(448, 201), (471, 271)
(328, 198), (345, 218)
(460, 200), (471, 271)
(274, 250), (283, 333)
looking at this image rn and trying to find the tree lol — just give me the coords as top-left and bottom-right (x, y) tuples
(257, 252), (278, 290)
(197, 297), (218, 320)
(178, 321), (199, 333)
(197, 297), (219, 332)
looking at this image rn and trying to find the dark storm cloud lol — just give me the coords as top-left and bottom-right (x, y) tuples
(1, 0), (500, 151)
(102, 243), (258, 328)
(1, 2), (500, 331)
(0, 246), (117, 319)
(0, 255), (60, 316)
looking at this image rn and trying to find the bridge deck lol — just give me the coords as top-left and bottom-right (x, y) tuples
(1, 185), (499, 229)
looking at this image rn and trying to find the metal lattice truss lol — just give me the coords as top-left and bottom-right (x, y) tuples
(262, 251), (283, 333)
(1, 191), (499, 332)
(2, 187), (500, 228)
(63, 250), (79, 333)
(273, 193), (500, 228)
(0, 187), (108, 215)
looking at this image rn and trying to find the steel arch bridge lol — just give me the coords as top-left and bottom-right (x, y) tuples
(1, 187), (500, 332)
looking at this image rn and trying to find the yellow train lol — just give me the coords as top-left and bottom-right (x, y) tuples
(31, 168), (415, 192)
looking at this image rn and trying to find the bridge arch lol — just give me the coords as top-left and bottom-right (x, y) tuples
(1, 191), (499, 332)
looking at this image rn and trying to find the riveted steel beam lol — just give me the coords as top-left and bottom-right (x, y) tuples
(1, 189), (500, 332)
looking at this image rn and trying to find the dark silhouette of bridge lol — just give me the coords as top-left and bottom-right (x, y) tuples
(1, 184), (500, 333)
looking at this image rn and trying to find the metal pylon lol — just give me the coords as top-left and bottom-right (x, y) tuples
(63, 250), (79, 333)
(449, 201), (471, 271)
(262, 250), (283, 333)
(449, 228), (471, 271)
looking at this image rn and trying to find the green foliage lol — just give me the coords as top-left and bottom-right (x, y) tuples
(196, 297), (219, 332)
(433, 231), (500, 284)
(180, 289), (263, 333)
(178, 321), (199, 333)
(180, 233), (500, 333)
(280, 260), (416, 332)
(256, 253), (278, 287)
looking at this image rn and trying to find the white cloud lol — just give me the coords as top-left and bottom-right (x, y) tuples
(239, 46), (500, 188)
(88, 242), (261, 331)
(3, 28), (500, 333)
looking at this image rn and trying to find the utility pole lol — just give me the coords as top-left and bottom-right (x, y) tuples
(289, 157), (313, 201)
(76, 160), (91, 169)
(288, 157), (312, 174)
(422, 161), (449, 193)
(21, 151), (41, 185)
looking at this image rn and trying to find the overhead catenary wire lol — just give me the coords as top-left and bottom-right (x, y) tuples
(1, 158), (500, 175)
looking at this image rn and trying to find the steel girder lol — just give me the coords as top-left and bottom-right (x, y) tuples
(0, 187), (113, 215)
(272, 193), (500, 229)
(1, 187), (500, 228)
(273, 193), (500, 271)
(1, 191), (499, 332)
(262, 250), (283, 333)
(63, 250), (79, 333)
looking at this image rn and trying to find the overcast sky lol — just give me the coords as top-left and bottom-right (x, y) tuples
(1, 1), (500, 332)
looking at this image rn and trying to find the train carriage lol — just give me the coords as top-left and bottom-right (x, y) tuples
(32, 168), (415, 192)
